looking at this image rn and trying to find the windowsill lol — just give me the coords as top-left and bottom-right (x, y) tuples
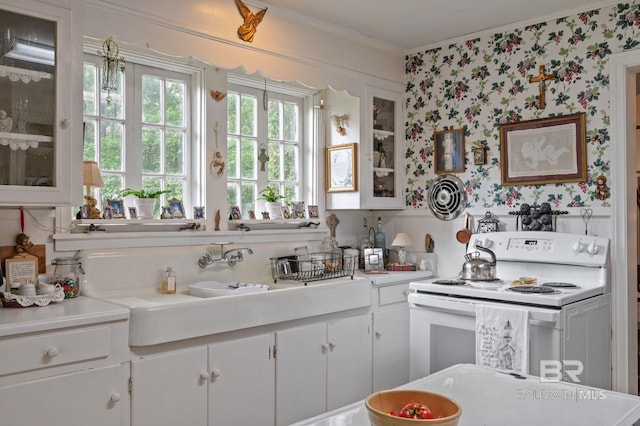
(54, 220), (328, 251)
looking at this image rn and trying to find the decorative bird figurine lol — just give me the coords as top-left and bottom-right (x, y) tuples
(235, 0), (268, 43)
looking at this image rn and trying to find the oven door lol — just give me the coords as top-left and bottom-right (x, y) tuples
(408, 292), (562, 381)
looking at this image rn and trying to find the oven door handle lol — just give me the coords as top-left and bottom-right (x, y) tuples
(408, 293), (560, 323)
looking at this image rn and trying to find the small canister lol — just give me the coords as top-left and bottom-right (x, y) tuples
(52, 257), (85, 298)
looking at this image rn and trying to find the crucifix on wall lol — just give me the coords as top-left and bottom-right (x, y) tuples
(258, 146), (269, 171)
(529, 65), (555, 109)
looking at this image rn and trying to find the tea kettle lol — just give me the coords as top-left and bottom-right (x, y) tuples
(460, 245), (497, 281)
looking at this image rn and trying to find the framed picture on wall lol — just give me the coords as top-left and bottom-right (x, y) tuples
(326, 143), (358, 192)
(499, 113), (586, 186)
(434, 128), (465, 174)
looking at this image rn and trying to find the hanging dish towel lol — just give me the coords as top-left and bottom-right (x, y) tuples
(476, 304), (529, 376)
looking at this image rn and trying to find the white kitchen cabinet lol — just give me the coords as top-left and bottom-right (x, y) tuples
(372, 305), (410, 390)
(325, 86), (404, 210)
(208, 333), (276, 426)
(275, 314), (372, 426)
(0, 363), (129, 426)
(363, 87), (404, 209)
(371, 281), (413, 391)
(131, 347), (208, 426)
(131, 333), (276, 426)
(0, 0), (82, 206)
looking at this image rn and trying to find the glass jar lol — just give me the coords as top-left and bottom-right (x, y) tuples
(52, 257), (84, 298)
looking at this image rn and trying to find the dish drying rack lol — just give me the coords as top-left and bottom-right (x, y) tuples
(270, 252), (357, 284)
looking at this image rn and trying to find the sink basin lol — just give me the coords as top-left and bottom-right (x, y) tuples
(107, 276), (372, 346)
(188, 281), (269, 297)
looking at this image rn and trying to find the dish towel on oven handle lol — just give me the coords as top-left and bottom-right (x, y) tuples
(475, 304), (529, 376)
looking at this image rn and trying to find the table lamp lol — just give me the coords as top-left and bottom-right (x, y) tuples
(391, 232), (412, 264)
(83, 161), (104, 219)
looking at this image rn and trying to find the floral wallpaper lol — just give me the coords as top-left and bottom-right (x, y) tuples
(405, 2), (640, 209)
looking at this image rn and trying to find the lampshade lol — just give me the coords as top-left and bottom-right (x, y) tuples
(391, 232), (412, 248)
(83, 160), (104, 190)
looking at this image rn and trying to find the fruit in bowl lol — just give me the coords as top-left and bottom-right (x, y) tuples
(365, 389), (461, 425)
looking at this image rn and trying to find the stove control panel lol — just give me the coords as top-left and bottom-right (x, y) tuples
(470, 231), (609, 266)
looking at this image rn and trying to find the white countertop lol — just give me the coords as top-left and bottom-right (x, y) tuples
(0, 296), (130, 337)
(292, 364), (640, 426)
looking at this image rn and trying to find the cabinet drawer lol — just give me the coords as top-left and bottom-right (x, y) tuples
(378, 284), (409, 306)
(0, 326), (110, 376)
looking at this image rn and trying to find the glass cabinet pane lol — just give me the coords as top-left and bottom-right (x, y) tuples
(0, 9), (56, 187)
(372, 96), (396, 199)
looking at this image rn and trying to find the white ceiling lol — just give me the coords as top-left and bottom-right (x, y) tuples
(260, 0), (617, 51)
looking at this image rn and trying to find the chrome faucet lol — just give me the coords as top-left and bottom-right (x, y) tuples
(198, 243), (253, 268)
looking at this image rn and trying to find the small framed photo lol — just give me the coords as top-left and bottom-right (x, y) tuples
(168, 198), (185, 219)
(193, 206), (205, 219)
(248, 210), (256, 220)
(293, 201), (306, 219)
(281, 206), (291, 219)
(434, 128), (465, 174)
(230, 205), (242, 220)
(80, 205), (90, 219)
(473, 146), (486, 165)
(128, 207), (138, 219)
(107, 199), (125, 219)
(308, 205), (319, 219)
(103, 205), (112, 219)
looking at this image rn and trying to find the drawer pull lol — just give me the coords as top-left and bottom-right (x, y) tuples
(110, 393), (121, 403)
(375, 330), (383, 338)
(45, 346), (60, 358)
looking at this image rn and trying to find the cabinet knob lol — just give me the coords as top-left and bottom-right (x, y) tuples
(375, 330), (383, 338)
(321, 343), (330, 352)
(60, 118), (71, 129)
(110, 393), (121, 403)
(45, 346), (60, 358)
(328, 341), (336, 350)
(200, 371), (211, 381)
(211, 368), (222, 378)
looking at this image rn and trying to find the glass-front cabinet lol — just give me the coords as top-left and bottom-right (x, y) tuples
(364, 87), (404, 209)
(0, 1), (81, 206)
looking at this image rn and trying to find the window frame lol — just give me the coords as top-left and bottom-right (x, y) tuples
(81, 43), (204, 213)
(227, 74), (316, 217)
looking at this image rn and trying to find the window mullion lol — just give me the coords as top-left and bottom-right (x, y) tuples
(126, 63), (142, 189)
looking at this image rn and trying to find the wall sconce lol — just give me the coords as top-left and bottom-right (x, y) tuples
(98, 36), (125, 104)
(392, 232), (413, 264)
(83, 160), (104, 219)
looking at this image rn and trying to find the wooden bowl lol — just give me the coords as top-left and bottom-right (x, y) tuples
(365, 389), (461, 426)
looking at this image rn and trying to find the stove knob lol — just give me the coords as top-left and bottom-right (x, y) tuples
(572, 241), (585, 253)
(587, 241), (599, 255)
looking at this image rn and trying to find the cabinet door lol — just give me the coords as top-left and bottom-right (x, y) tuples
(131, 347), (208, 426)
(0, 363), (129, 426)
(0, 1), (81, 206)
(373, 306), (410, 391)
(275, 322), (326, 426)
(364, 87), (404, 209)
(208, 333), (275, 426)
(327, 314), (372, 410)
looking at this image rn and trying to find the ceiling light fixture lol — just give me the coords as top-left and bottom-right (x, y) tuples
(97, 36), (125, 104)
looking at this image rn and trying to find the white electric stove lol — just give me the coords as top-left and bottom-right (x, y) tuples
(409, 231), (612, 389)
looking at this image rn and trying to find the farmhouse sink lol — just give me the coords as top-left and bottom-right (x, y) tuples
(104, 276), (371, 346)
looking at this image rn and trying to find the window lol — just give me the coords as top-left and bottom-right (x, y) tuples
(82, 53), (195, 215)
(227, 81), (305, 218)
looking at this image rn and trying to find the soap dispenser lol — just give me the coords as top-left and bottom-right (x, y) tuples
(162, 267), (177, 294)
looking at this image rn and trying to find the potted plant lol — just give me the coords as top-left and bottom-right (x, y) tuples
(119, 188), (170, 219)
(258, 186), (285, 219)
